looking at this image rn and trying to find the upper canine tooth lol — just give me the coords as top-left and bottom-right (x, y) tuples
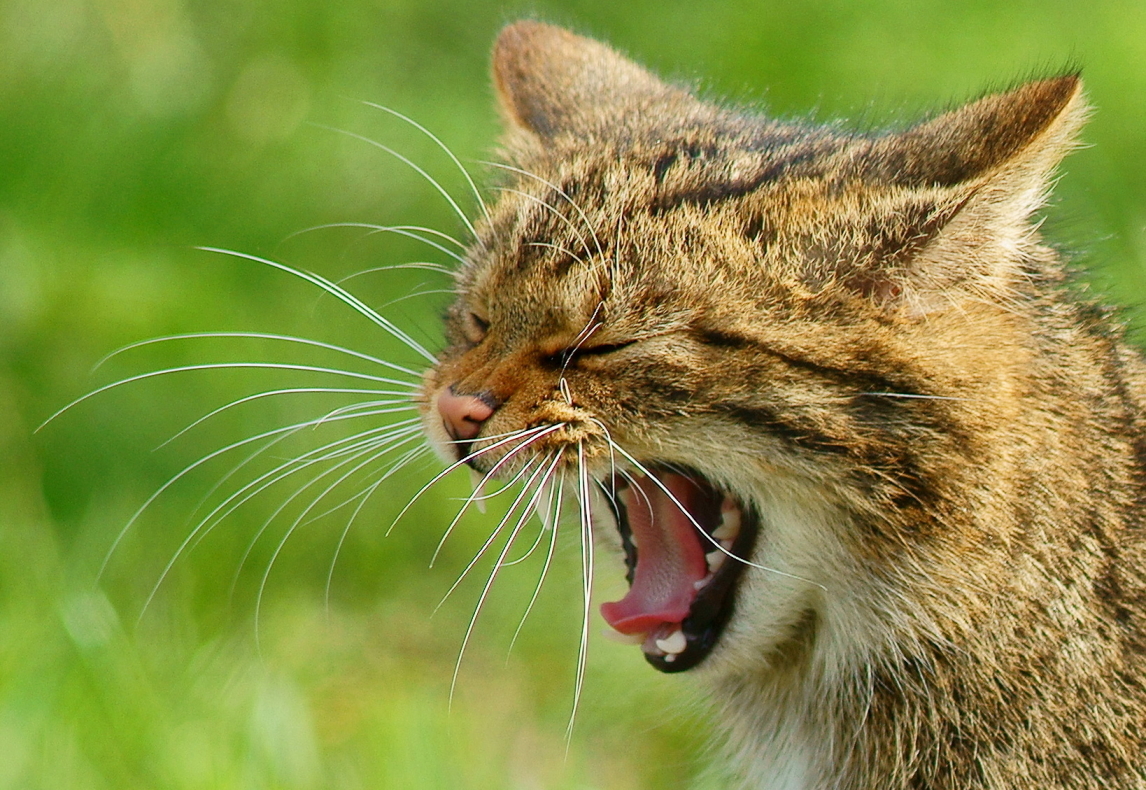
(712, 503), (740, 540)
(655, 630), (687, 655)
(706, 550), (727, 573)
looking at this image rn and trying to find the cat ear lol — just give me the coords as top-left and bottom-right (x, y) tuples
(846, 76), (1088, 311)
(869, 75), (1085, 189)
(492, 21), (705, 139)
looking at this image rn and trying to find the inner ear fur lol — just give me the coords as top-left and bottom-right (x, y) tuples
(843, 75), (1088, 311)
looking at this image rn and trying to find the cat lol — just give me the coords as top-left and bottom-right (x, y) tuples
(420, 20), (1146, 790)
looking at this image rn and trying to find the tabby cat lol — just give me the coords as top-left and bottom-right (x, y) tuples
(421, 20), (1146, 790)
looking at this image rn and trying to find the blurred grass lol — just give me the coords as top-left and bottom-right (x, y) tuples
(3, 0), (1145, 787)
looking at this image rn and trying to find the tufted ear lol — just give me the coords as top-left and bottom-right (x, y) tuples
(839, 75), (1089, 312)
(867, 75), (1084, 189)
(492, 21), (708, 140)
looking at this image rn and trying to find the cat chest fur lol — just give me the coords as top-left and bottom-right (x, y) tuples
(421, 21), (1146, 790)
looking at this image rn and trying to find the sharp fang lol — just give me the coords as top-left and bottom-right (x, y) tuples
(655, 630), (687, 655)
(712, 501), (741, 541)
(706, 550), (727, 573)
(469, 468), (487, 514)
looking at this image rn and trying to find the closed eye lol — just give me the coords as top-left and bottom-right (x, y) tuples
(559, 339), (637, 366)
(572, 341), (635, 357)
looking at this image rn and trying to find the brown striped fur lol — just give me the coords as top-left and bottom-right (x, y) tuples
(421, 21), (1146, 789)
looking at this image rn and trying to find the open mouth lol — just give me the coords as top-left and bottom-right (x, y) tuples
(598, 467), (759, 673)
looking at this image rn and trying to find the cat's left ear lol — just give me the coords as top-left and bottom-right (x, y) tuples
(492, 21), (709, 141)
(850, 75), (1088, 310)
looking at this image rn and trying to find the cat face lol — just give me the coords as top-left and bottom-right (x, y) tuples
(421, 22), (1085, 675)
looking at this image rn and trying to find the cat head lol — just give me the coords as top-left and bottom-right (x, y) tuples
(420, 21), (1086, 674)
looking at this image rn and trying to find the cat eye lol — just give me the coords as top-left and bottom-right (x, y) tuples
(465, 312), (490, 344)
(561, 339), (636, 364)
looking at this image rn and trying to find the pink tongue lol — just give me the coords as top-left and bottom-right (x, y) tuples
(600, 473), (709, 635)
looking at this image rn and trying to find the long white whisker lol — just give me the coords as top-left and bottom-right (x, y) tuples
(313, 125), (478, 239)
(93, 331), (423, 378)
(253, 429), (425, 645)
(217, 423), (427, 596)
(429, 424), (565, 566)
(143, 420), (423, 618)
(493, 186), (590, 253)
(159, 389), (414, 449)
(437, 455), (549, 614)
(324, 445), (431, 609)
(568, 441), (594, 744)
(287, 222), (466, 254)
(507, 464), (565, 656)
(480, 160), (604, 261)
(40, 361), (419, 431)
(192, 415), (420, 524)
(359, 102), (491, 225)
(337, 261), (454, 280)
(97, 408), (412, 582)
(386, 423), (558, 536)
(195, 247), (437, 363)
(446, 455), (554, 708)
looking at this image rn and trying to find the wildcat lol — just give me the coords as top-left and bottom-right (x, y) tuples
(420, 20), (1146, 790)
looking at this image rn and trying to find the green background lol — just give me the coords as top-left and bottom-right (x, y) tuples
(4, 1), (1145, 787)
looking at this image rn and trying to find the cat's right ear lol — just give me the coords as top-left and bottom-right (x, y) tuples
(492, 21), (701, 140)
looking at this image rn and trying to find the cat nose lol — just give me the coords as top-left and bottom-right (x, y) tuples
(437, 386), (498, 443)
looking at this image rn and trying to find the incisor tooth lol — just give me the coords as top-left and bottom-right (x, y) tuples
(655, 630), (687, 655)
(706, 550), (727, 573)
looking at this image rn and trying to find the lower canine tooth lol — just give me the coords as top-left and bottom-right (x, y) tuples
(706, 550), (727, 573)
(655, 630), (687, 655)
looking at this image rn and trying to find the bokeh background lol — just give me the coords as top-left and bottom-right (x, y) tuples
(3, 1), (1145, 787)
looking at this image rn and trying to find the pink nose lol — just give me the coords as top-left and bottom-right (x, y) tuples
(437, 387), (496, 443)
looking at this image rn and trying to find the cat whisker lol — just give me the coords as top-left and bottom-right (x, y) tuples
(98, 407), (418, 583)
(479, 160), (604, 261)
(494, 186), (592, 254)
(506, 465), (565, 658)
(159, 389), (414, 449)
(139, 420), (424, 625)
(358, 101), (492, 225)
(381, 287), (457, 309)
(430, 424), (567, 566)
(446, 454), (557, 709)
(862, 392), (972, 402)
(195, 247), (438, 364)
(312, 124), (478, 240)
(337, 261), (454, 279)
(568, 441), (595, 743)
(501, 460), (562, 568)
(437, 454), (549, 615)
(252, 429), (428, 648)
(325, 445), (432, 610)
(216, 423), (426, 599)
(386, 423), (560, 537)
(39, 361), (419, 433)
(304, 223), (467, 263)
(92, 331), (423, 379)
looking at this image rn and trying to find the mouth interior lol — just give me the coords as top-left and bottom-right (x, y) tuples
(599, 468), (757, 673)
